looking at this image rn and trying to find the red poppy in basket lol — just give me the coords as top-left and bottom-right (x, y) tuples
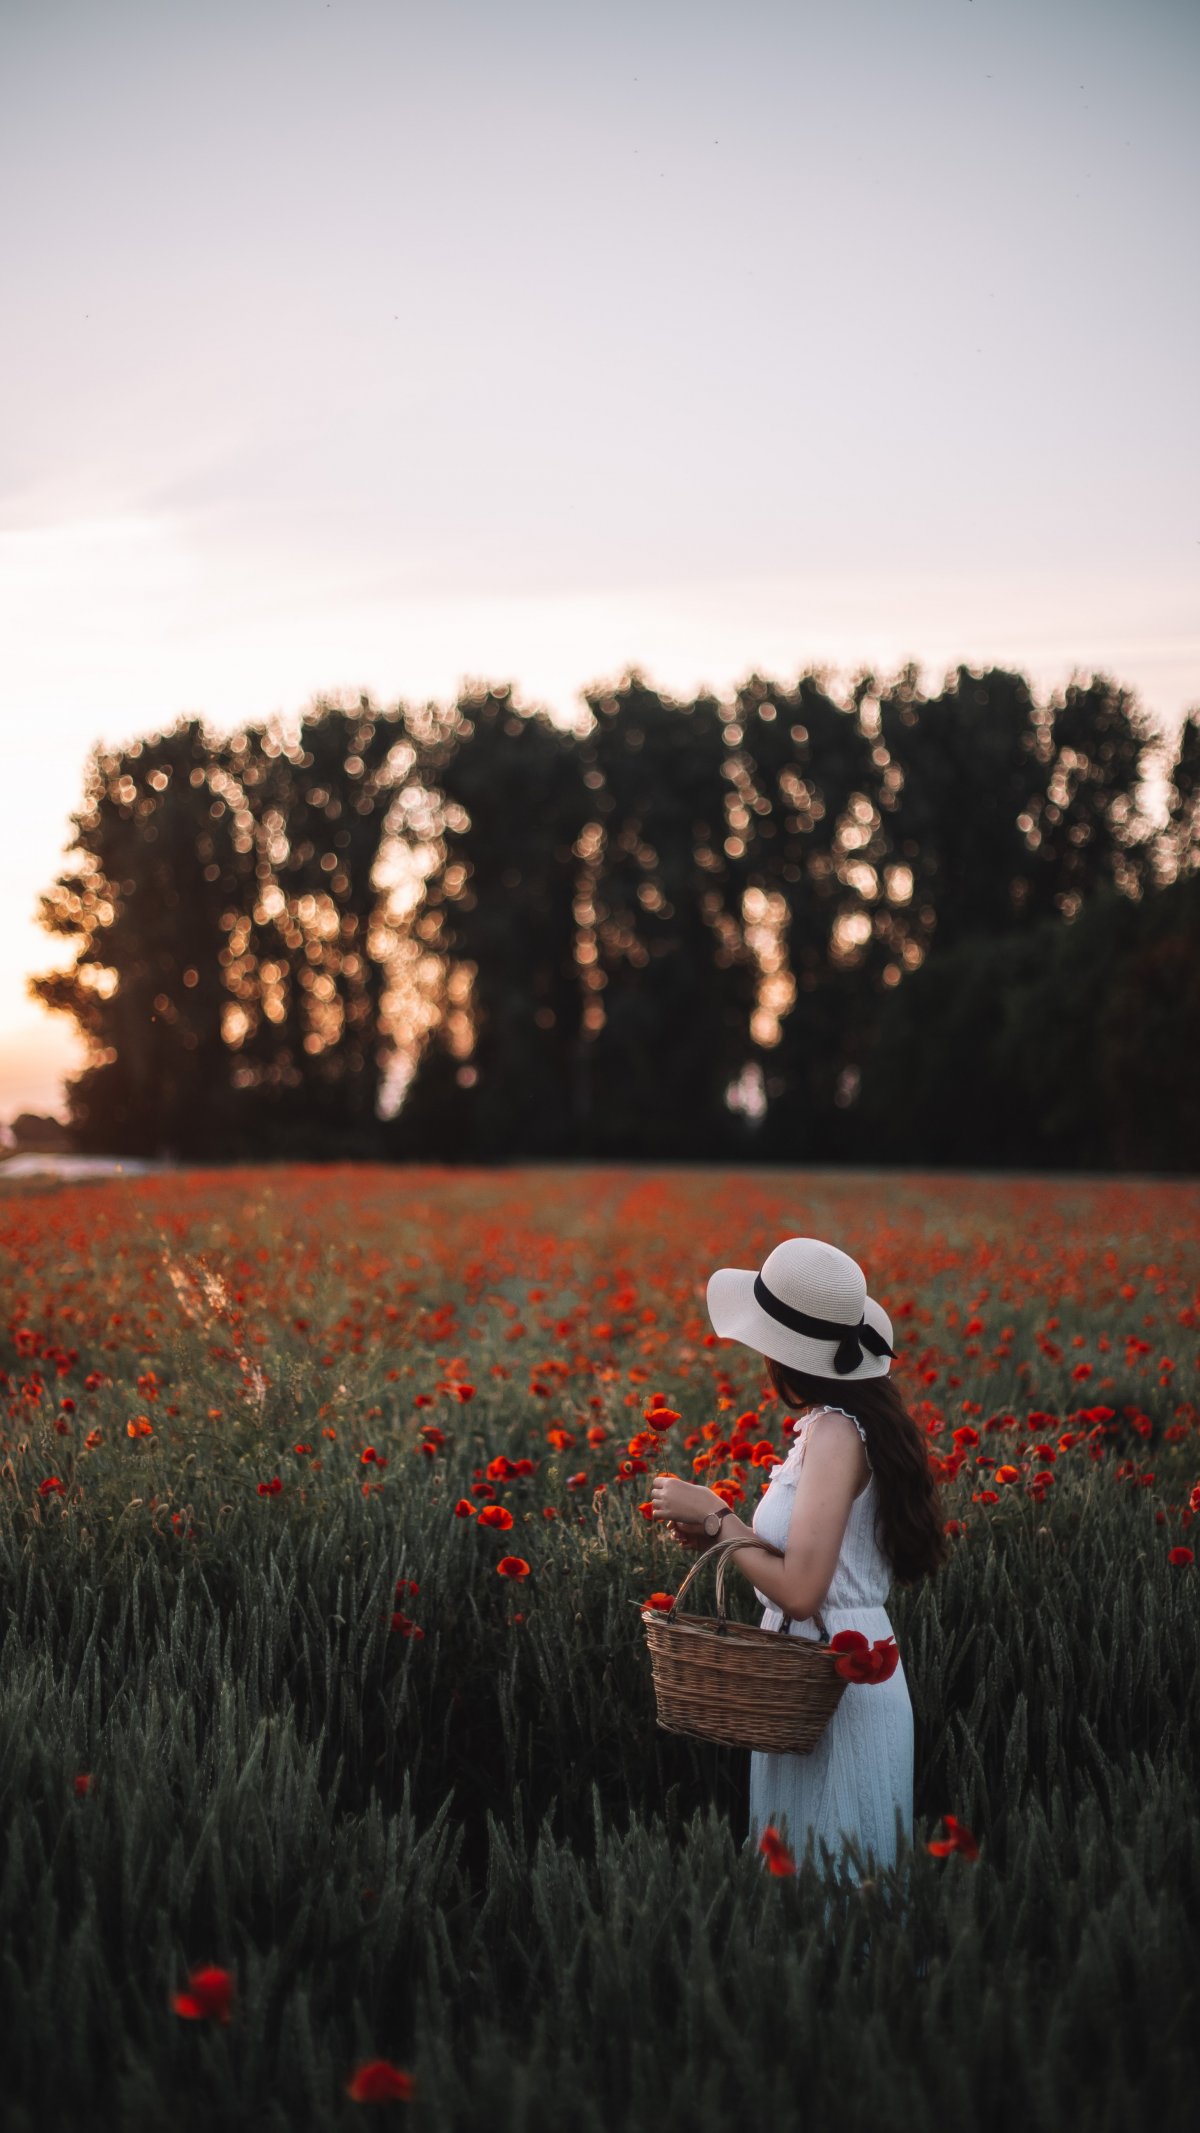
(828, 1629), (900, 1683)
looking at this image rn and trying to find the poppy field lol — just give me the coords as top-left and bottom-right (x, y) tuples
(1, 1161), (1198, 2133)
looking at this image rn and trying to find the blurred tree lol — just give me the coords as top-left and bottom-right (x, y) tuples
(33, 659), (1177, 1167)
(208, 697), (405, 1156)
(386, 687), (594, 1161)
(1026, 673), (1159, 913)
(854, 874), (1200, 1172)
(851, 924), (1049, 1171)
(867, 665), (1160, 958)
(1161, 708), (1200, 880)
(32, 701), (406, 1157)
(572, 674), (758, 1158)
(31, 718), (251, 1155)
(7, 1113), (71, 1152)
(1095, 871), (1200, 1166)
(717, 669), (883, 1161)
(872, 664), (1049, 958)
(844, 665), (1162, 1165)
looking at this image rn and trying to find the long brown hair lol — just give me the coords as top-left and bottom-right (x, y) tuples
(764, 1356), (950, 1587)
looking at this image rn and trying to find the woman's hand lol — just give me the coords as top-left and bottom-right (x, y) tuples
(667, 1518), (713, 1552)
(650, 1474), (722, 1528)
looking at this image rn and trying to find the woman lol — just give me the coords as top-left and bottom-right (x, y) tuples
(650, 1235), (949, 1885)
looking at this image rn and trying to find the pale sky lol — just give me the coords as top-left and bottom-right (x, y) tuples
(2, 0), (1197, 1117)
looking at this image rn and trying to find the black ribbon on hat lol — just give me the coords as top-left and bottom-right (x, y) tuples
(753, 1272), (896, 1375)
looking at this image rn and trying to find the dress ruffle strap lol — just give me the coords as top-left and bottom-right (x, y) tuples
(797, 1399), (873, 1467)
(806, 1404), (874, 1471)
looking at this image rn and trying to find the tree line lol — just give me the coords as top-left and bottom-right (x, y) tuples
(33, 663), (1200, 1170)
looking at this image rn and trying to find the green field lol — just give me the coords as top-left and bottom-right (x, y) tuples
(2, 1163), (1198, 2131)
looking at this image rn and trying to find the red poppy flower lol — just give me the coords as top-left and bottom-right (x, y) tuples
(477, 1504), (514, 1531)
(642, 1591), (675, 1612)
(345, 2059), (416, 2103)
(758, 1826), (795, 1876)
(644, 1404), (681, 1431)
(172, 1963), (235, 2023)
(496, 1555), (530, 1579)
(749, 1439), (782, 1468)
(829, 1631), (899, 1684)
(927, 1813), (979, 1861)
(1168, 1546), (1194, 1567)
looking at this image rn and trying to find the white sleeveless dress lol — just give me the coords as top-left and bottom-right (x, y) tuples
(745, 1405), (914, 1882)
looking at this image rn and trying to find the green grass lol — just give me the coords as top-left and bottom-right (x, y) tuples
(1, 1163), (1197, 2130)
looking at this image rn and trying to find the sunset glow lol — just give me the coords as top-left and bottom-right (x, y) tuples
(3, 0), (1196, 1117)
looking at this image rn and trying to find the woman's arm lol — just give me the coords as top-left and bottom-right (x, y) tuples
(699, 1510), (803, 1614)
(711, 1416), (865, 1619)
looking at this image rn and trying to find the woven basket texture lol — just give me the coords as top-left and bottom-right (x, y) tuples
(638, 1536), (849, 1756)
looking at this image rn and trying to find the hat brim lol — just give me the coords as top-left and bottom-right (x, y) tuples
(705, 1268), (893, 1380)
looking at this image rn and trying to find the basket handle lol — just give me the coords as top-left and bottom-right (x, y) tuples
(668, 1535), (832, 1644)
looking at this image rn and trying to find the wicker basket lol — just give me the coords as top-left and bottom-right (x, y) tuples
(634, 1536), (849, 1755)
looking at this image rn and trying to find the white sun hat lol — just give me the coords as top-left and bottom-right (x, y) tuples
(706, 1236), (896, 1381)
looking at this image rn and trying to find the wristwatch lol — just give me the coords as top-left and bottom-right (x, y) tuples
(702, 1501), (735, 1539)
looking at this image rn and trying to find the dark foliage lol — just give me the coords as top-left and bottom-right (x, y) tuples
(384, 687), (595, 1162)
(31, 718), (251, 1156)
(30, 668), (1200, 1168)
(855, 873), (1200, 1171)
(31, 701), (404, 1159)
(570, 675), (758, 1159)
